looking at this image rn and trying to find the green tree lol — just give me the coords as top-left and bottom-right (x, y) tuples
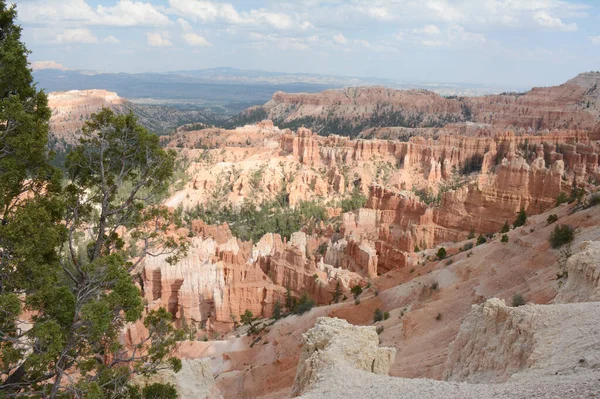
(500, 221), (510, 233)
(351, 284), (363, 299)
(513, 208), (527, 228)
(294, 292), (315, 315)
(272, 301), (282, 320)
(240, 310), (255, 326)
(467, 228), (475, 239)
(549, 224), (575, 248)
(0, 30), (185, 396)
(141, 383), (178, 399)
(332, 281), (343, 303)
(501, 234), (509, 243)
(373, 308), (384, 323)
(436, 247), (447, 260)
(285, 285), (296, 312)
(555, 192), (568, 206)
(476, 234), (487, 246)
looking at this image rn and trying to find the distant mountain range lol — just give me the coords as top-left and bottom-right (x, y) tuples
(33, 67), (527, 116)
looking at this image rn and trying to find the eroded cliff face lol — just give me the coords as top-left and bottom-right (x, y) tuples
(124, 73), (600, 399)
(141, 223), (361, 331)
(444, 298), (600, 384)
(291, 317), (396, 397)
(553, 240), (600, 303)
(154, 118), (600, 333)
(240, 72), (600, 137)
(48, 90), (126, 145)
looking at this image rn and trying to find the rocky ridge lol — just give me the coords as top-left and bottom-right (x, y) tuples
(235, 72), (600, 137)
(47, 90), (218, 147)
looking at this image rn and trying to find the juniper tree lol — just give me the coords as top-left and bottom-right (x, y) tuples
(0, 4), (186, 396)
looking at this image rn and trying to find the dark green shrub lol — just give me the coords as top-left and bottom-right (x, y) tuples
(436, 247), (447, 259)
(556, 192), (568, 206)
(414, 245), (420, 252)
(435, 313), (442, 321)
(332, 281), (343, 303)
(588, 192), (600, 208)
(240, 310), (254, 325)
(511, 294), (526, 307)
(340, 190), (368, 213)
(142, 383), (178, 399)
(462, 242), (474, 251)
(501, 234), (509, 243)
(500, 221), (510, 233)
(569, 186), (585, 204)
(549, 224), (574, 248)
(383, 311), (390, 320)
(373, 308), (384, 322)
(467, 229), (475, 239)
(476, 234), (487, 246)
(376, 326), (384, 334)
(351, 285), (363, 299)
(513, 208), (527, 228)
(547, 214), (558, 225)
(430, 281), (439, 290)
(272, 301), (282, 320)
(294, 293), (315, 315)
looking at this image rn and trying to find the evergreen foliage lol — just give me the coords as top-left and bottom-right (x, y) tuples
(549, 224), (575, 248)
(436, 247), (447, 260)
(0, 5), (186, 395)
(513, 208), (527, 228)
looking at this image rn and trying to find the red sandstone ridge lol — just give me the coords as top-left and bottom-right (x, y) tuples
(121, 72), (600, 399)
(236, 72), (600, 137)
(48, 90), (127, 146)
(47, 89), (218, 148)
(467, 72), (600, 132)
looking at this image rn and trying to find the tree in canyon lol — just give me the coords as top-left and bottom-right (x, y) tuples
(0, 3), (185, 397)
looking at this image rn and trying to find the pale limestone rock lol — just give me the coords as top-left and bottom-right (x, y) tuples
(291, 317), (396, 397)
(444, 298), (536, 383)
(445, 298), (600, 383)
(136, 358), (222, 399)
(554, 240), (600, 303)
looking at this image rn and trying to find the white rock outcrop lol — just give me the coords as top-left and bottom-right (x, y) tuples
(554, 240), (600, 303)
(291, 317), (396, 397)
(136, 358), (222, 399)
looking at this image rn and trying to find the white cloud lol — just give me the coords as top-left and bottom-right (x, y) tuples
(147, 32), (172, 47)
(177, 18), (193, 32)
(18, 0), (171, 27)
(247, 9), (294, 30)
(183, 33), (212, 47)
(104, 35), (120, 44)
(414, 24), (441, 36)
(533, 10), (577, 31)
(333, 33), (348, 44)
(426, 1), (463, 23)
(56, 28), (99, 44)
(30, 60), (68, 70)
(407, 24), (485, 47)
(590, 36), (600, 45)
(95, 0), (172, 26)
(168, 0), (304, 30)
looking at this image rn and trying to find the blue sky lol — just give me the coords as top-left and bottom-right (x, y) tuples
(15, 0), (600, 87)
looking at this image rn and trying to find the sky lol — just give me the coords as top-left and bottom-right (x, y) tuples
(14, 0), (600, 87)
